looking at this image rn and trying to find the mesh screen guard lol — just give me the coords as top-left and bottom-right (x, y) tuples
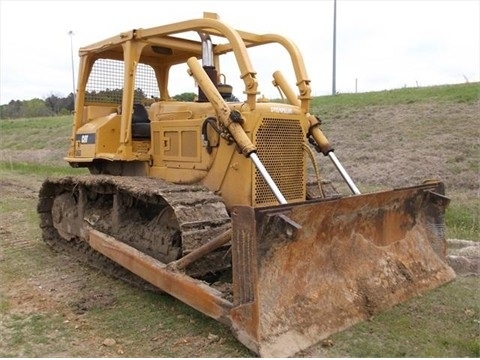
(253, 117), (306, 206)
(85, 59), (160, 104)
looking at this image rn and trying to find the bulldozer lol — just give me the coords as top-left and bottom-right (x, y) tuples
(37, 12), (456, 357)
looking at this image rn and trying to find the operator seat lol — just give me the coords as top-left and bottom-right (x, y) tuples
(131, 103), (151, 138)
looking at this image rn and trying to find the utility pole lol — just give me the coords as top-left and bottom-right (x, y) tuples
(68, 31), (76, 104)
(332, 0), (337, 95)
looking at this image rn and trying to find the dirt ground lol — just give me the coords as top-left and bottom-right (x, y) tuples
(318, 101), (479, 193)
(1, 100), (479, 357)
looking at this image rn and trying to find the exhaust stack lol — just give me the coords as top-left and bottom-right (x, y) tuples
(197, 32), (217, 102)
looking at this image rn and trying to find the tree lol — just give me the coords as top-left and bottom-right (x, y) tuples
(23, 98), (52, 117)
(173, 92), (196, 101)
(45, 93), (62, 114)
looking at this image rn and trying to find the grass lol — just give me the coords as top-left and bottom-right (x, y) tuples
(0, 161), (87, 177)
(446, 200), (480, 240)
(0, 115), (73, 150)
(1, 313), (74, 357)
(318, 276), (480, 358)
(84, 289), (251, 357)
(310, 82), (480, 116)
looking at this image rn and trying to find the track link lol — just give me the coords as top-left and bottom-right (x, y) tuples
(37, 175), (232, 285)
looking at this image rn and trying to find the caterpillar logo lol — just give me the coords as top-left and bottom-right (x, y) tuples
(76, 133), (96, 144)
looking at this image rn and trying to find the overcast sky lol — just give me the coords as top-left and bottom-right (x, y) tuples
(1, 0), (478, 105)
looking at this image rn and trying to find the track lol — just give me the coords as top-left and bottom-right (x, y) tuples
(37, 175), (232, 286)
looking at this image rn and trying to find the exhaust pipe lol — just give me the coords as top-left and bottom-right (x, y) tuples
(197, 32), (217, 102)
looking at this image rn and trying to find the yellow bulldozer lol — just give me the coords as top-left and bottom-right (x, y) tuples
(37, 12), (455, 357)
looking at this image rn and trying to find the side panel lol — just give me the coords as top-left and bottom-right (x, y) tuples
(73, 114), (121, 159)
(149, 118), (212, 183)
(152, 120), (203, 165)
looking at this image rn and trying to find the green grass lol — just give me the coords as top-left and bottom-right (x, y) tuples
(0, 313), (75, 357)
(310, 82), (480, 116)
(84, 288), (251, 357)
(0, 115), (73, 150)
(320, 276), (480, 358)
(0, 195), (38, 228)
(446, 200), (480, 240)
(0, 161), (87, 177)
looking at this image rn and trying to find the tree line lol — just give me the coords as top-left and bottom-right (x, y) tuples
(0, 91), (197, 120)
(0, 90), (239, 120)
(0, 93), (75, 119)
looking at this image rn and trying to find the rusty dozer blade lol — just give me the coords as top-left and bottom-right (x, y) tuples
(229, 181), (456, 357)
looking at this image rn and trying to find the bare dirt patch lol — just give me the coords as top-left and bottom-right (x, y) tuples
(0, 177), (119, 356)
(0, 149), (66, 166)
(319, 101), (479, 193)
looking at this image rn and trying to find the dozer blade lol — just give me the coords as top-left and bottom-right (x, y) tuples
(229, 181), (455, 357)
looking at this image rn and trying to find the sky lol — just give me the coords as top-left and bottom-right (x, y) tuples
(0, 0), (479, 105)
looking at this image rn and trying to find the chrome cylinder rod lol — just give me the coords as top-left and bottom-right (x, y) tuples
(328, 152), (361, 195)
(250, 153), (287, 204)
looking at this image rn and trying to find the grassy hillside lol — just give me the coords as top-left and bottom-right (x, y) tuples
(312, 82), (479, 109)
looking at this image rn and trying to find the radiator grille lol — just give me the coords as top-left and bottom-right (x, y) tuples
(254, 117), (305, 206)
